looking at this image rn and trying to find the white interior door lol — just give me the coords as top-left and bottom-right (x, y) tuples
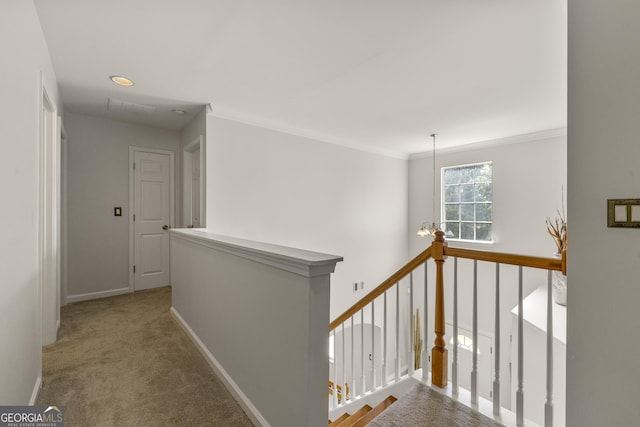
(191, 148), (201, 228)
(134, 151), (172, 290)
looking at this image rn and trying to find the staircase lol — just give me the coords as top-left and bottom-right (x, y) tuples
(328, 232), (567, 426)
(329, 396), (397, 427)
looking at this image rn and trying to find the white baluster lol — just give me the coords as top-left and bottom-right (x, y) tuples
(452, 257), (459, 396)
(517, 266), (524, 427)
(545, 269), (554, 427)
(383, 290), (388, 387)
(422, 261), (430, 381)
(471, 259), (478, 406)
(409, 272), (415, 376)
(342, 323), (346, 406)
(371, 300), (376, 391)
(331, 329), (337, 409)
(351, 315), (355, 401)
(329, 379), (335, 410)
(395, 282), (400, 382)
(493, 263), (501, 416)
(361, 309), (365, 396)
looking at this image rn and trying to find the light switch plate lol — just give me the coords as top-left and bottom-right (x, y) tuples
(607, 199), (640, 228)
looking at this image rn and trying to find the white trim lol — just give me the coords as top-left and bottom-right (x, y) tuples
(171, 229), (343, 278)
(409, 128), (567, 159)
(29, 375), (42, 405)
(182, 135), (205, 228)
(170, 307), (270, 427)
(128, 147), (175, 292)
(66, 287), (131, 304)
(40, 78), (59, 346)
(60, 120), (68, 306)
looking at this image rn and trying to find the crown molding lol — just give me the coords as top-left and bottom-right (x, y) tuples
(409, 128), (567, 160)
(206, 106), (408, 160)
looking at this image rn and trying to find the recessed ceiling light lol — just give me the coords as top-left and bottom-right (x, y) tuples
(109, 75), (135, 87)
(172, 109), (187, 115)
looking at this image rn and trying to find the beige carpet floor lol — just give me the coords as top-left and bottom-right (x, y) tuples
(37, 286), (253, 427)
(369, 383), (504, 427)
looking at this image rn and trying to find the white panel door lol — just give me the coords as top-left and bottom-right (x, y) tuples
(191, 149), (201, 228)
(134, 151), (171, 290)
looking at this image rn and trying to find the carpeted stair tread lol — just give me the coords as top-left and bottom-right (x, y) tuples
(350, 395), (398, 427)
(368, 383), (504, 427)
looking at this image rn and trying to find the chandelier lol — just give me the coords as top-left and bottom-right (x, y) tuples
(417, 133), (453, 237)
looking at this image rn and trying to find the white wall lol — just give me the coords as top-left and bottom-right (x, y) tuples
(205, 116), (409, 320)
(408, 134), (567, 410)
(0, 0), (60, 404)
(568, 1), (640, 425)
(65, 113), (180, 300)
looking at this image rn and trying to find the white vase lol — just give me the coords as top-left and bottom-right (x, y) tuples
(552, 253), (567, 306)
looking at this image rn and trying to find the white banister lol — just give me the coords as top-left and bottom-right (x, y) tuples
(371, 300), (376, 391)
(517, 266), (524, 427)
(395, 282), (400, 382)
(332, 330), (337, 408)
(351, 315), (355, 401)
(360, 309), (365, 396)
(493, 263), (501, 416)
(422, 261), (429, 381)
(452, 257), (459, 396)
(409, 272), (415, 376)
(342, 323), (346, 404)
(383, 290), (388, 387)
(545, 270), (554, 427)
(471, 259), (478, 406)
(327, 242), (565, 426)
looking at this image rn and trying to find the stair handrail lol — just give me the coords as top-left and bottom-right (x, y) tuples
(330, 246), (433, 331)
(330, 244), (565, 332)
(444, 247), (566, 274)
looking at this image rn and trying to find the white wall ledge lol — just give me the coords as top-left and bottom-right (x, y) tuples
(171, 229), (343, 278)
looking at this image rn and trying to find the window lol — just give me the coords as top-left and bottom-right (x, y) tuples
(443, 162), (492, 242)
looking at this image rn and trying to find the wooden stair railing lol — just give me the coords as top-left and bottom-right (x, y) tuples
(329, 234), (566, 427)
(330, 245), (433, 331)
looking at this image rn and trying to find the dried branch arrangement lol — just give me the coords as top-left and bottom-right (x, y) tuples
(546, 188), (567, 253)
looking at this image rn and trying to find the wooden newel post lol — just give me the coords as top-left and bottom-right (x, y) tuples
(431, 230), (448, 388)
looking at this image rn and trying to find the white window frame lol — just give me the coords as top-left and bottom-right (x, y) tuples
(441, 161), (493, 243)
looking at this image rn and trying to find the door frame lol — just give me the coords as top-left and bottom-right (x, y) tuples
(128, 146), (175, 292)
(182, 135), (205, 228)
(39, 79), (60, 347)
(59, 121), (67, 308)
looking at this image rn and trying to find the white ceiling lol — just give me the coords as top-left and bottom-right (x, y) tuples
(34, 0), (567, 157)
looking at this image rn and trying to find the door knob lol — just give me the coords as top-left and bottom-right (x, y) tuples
(162, 225), (170, 230)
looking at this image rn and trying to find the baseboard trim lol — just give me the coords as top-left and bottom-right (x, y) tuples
(170, 307), (270, 427)
(29, 375), (42, 405)
(66, 287), (130, 303)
